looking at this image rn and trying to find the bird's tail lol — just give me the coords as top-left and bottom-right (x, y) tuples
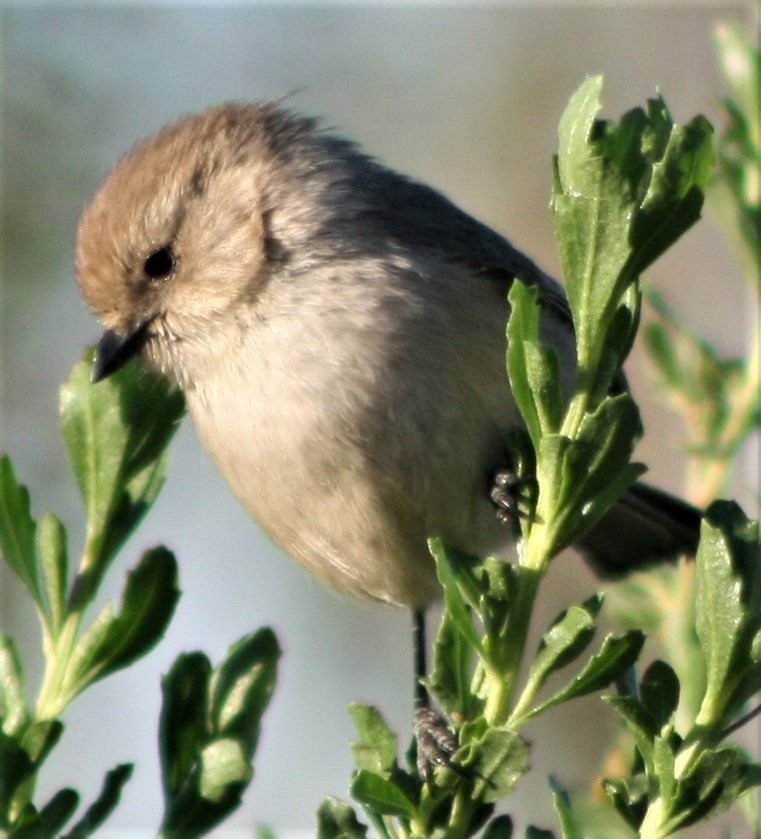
(575, 481), (702, 578)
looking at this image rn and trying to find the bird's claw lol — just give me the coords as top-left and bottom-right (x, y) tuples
(489, 468), (526, 524)
(414, 706), (458, 782)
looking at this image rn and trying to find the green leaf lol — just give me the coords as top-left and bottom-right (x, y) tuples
(63, 547), (179, 703)
(61, 763), (133, 839)
(627, 110), (714, 280)
(348, 703), (399, 775)
(350, 769), (416, 819)
(208, 629), (280, 757)
(159, 652), (211, 803)
(428, 606), (479, 719)
(529, 631), (644, 717)
(36, 513), (68, 635)
(640, 660), (680, 731)
(552, 76), (712, 395)
(552, 75), (635, 364)
(604, 695), (658, 771)
(9, 788), (79, 839)
(525, 827), (556, 839)
(652, 735), (676, 803)
(643, 320), (682, 389)
(456, 727), (530, 804)
(523, 594), (602, 702)
(317, 797), (368, 839)
(602, 774), (649, 830)
(695, 501), (761, 727)
(20, 720), (64, 767)
(0, 457), (43, 614)
(549, 776), (584, 839)
(60, 349), (185, 602)
(555, 395), (644, 545)
(158, 632), (278, 838)
(666, 745), (761, 832)
(506, 282), (564, 446)
(481, 814), (513, 839)
(0, 728), (35, 806)
(429, 540), (483, 652)
(0, 721), (64, 808)
(0, 635), (29, 734)
(506, 282), (543, 446)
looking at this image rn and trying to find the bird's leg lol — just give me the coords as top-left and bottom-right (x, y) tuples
(412, 609), (458, 781)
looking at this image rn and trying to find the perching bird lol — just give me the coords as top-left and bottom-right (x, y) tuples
(76, 101), (699, 613)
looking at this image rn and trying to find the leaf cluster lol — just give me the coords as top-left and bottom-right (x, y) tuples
(507, 75), (713, 567)
(158, 629), (280, 839)
(0, 355), (185, 834)
(312, 75), (760, 839)
(0, 354), (280, 836)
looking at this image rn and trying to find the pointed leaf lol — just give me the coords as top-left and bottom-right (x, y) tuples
(64, 547), (179, 703)
(0, 635), (29, 733)
(429, 540), (483, 651)
(348, 704), (399, 775)
(525, 827), (556, 839)
(604, 695), (657, 772)
(9, 788), (79, 839)
(428, 607), (479, 719)
(667, 745), (761, 831)
(20, 720), (64, 767)
(456, 727), (530, 804)
(482, 814), (513, 839)
(696, 501), (761, 726)
(351, 770), (416, 818)
(60, 350), (185, 597)
(61, 763), (134, 839)
(524, 594), (602, 700)
(36, 513), (68, 634)
(602, 775), (649, 830)
(558, 395), (644, 542)
(506, 281), (543, 445)
(507, 282), (563, 445)
(640, 660), (680, 731)
(652, 735), (676, 802)
(317, 797), (368, 839)
(159, 652), (211, 801)
(552, 76), (712, 387)
(0, 728), (35, 804)
(0, 456), (43, 612)
(549, 776), (584, 839)
(528, 631), (644, 717)
(208, 629), (280, 758)
(158, 633), (277, 838)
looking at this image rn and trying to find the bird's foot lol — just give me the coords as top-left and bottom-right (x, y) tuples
(489, 468), (526, 524)
(414, 706), (458, 782)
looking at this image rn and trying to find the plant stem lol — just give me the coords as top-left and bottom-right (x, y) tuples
(35, 611), (82, 719)
(445, 787), (478, 839)
(486, 564), (544, 728)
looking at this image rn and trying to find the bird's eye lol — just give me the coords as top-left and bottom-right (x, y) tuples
(143, 246), (175, 281)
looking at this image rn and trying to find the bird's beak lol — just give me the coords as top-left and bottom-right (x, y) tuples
(91, 321), (151, 383)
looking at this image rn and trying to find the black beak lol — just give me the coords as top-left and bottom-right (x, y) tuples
(91, 322), (150, 383)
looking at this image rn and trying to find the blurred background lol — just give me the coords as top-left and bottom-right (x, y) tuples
(0, 2), (755, 837)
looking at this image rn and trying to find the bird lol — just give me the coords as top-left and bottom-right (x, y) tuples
(75, 100), (699, 675)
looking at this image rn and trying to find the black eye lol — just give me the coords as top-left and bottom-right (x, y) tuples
(143, 246), (175, 280)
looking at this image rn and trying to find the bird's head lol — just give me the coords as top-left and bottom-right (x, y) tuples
(76, 102), (301, 385)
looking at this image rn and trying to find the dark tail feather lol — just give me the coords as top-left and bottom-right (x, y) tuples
(575, 481), (702, 578)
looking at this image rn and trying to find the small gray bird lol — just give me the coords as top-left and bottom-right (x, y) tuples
(76, 102), (699, 614)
